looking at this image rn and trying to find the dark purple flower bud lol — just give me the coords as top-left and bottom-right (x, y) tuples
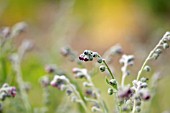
(118, 86), (133, 99)
(66, 89), (72, 96)
(79, 54), (84, 61)
(139, 89), (151, 101)
(84, 57), (89, 62)
(85, 89), (93, 96)
(10, 87), (16, 97)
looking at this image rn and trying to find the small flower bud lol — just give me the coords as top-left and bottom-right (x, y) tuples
(155, 48), (162, 54)
(140, 77), (149, 82)
(141, 82), (148, 88)
(75, 72), (85, 78)
(92, 52), (98, 57)
(152, 53), (159, 60)
(79, 54), (84, 61)
(136, 100), (141, 106)
(66, 89), (72, 96)
(85, 89), (93, 96)
(60, 47), (70, 56)
(163, 38), (168, 43)
(144, 65), (151, 72)
(109, 79), (117, 85)
(45, 64), (56, 74)
(139, 89), (151, 101)
(84, 56), (89, 62)
(89, 55), (93, 61)
(84, 50), (89, 55)
(108, 88), (114, 95)
(99, 65), (105, 72)
(97, 58), (103, 63)
(136, 106), (141, 112)
(163, 43), (169, 49)
(83, 82), (92, 87)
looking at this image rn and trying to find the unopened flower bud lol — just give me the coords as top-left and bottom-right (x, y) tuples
(45, 64), (56, 74)
(136, 106), (141, 112)
(140, 77), (148, 82)
(155, 48), (162, 54)
(141, 82), (148, 88)
(163, 43), (169, 49)
(99, 65), (105, 72)
(84, 56), (89, 62)
(139, 89), (151, 101)
(109, 79), (117, 85)
(108, 88), (114, 95)
(152, 53), (159, 60)
(84, 50), (89, 55)
(60, 47), (70, 56)
(89, 55), (93, 61)
(92, 52), (98, 57)
(66, 89), (72, 96)
(97, 58), (103, 63)
(83, 82), (92, 87)
(144, 65), (151, 72)
(136, 100), (141, 106)
(79, 54), (84, 61)
(163, 38), (168, 43)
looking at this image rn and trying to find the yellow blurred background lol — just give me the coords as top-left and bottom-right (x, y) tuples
(0, 0), (170, 113)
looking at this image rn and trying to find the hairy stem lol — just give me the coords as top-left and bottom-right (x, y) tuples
(103, 60), (115, 79)
(136, 32), (170, 81)
(13, 61), (32, 113)
(86, 74), (108, 113)
(68, 82), (90, 113)
(121, 63), (128, 87)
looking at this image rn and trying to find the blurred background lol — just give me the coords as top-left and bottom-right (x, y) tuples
(0, 0), (170, 113)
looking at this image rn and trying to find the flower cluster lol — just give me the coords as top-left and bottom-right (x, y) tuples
(48, 32), (170, 113)
(50, 75), (69, 90)
(50, 75), (90, 112)
(0, 83), (16, 101)
(79, 50), (102, 63)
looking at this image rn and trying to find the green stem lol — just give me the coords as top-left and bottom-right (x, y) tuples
(1, 56), (7, 83)
(103, 60), (114, 79)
